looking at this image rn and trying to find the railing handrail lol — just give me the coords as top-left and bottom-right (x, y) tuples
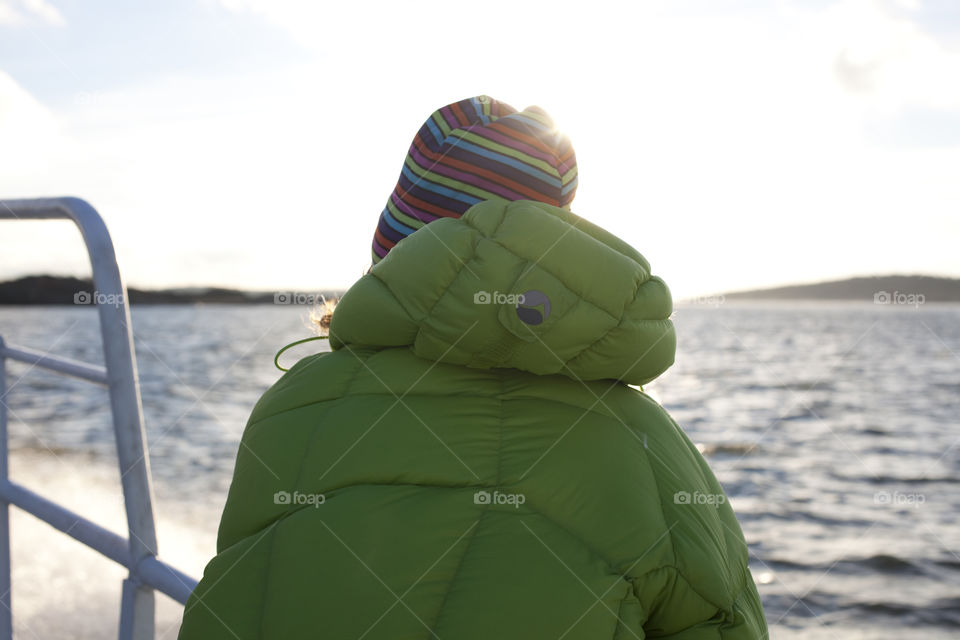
(0, 342), (109, 385)
(0, 475), (196, 604)
(0, 197), (198, 640)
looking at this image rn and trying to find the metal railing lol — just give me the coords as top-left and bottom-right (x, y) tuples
(0, 197), (198, 640)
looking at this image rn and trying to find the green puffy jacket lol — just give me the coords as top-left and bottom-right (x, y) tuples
(179, 199), (768, 639)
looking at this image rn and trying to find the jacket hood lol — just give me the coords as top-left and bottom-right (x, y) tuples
(330, 199), (675, 385)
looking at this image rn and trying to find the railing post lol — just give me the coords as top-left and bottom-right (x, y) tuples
(0, 198), (161, 639)
(119, 577), (154, 640)
(78, 202), (160, 640)
(0, 336), (12, 640)
(1, 197), (201, 633)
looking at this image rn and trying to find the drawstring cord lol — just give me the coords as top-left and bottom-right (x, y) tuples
(274, 335), (329, 372)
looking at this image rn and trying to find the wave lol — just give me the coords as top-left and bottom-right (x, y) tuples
(829, 472), (960, 485)
(737, 381), (836, 392)
(759, 553), (960, 579)
(852, 598), (960, 627)
(763, 591), (960, 628)
(697, 442), (760, 456)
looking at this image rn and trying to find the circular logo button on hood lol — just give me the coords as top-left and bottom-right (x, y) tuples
(516, 289), (551, 325)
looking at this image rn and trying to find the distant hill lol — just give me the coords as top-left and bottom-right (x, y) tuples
(0, 275), (344, 305)
(713, 275), (960, 303)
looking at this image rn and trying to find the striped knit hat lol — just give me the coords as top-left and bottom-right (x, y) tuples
(371, 95), (578, 264)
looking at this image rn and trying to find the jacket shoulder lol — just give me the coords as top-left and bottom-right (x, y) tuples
(530, 385), (761, 633)
(611, 390), (764, 635)
(247, 347), (377, 426)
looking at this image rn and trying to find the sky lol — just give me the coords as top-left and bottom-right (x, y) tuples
(1, 0), (959, 299)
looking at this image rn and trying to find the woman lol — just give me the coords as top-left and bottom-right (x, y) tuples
(179, 95), (767, 639)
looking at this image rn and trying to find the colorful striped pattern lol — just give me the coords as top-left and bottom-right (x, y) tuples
(372, 95), (578, 264)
